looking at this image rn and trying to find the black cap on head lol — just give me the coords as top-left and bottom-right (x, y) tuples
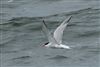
(44, 42), (49, 45)
(42, 42), (49, 47)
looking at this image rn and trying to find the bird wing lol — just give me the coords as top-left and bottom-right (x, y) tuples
(53, 16), (72, 44)
(42, 20), (59, 45)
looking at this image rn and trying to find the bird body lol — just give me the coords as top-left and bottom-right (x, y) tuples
(45, 43), (70, 49)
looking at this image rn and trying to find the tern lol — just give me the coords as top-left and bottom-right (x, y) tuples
(42, 16), (72, 49)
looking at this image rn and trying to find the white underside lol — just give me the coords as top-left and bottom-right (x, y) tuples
(45, 43), (71, 49)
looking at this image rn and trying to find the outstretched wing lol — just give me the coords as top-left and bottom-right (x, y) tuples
(53, 16), (72, 44)
(42, 20), (58, 45)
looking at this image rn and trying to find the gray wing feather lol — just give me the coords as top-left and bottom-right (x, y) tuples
(42, 20), (59, 45)
(53, 16), (72, 44)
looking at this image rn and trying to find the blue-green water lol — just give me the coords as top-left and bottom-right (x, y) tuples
(0, 0), (100, 67)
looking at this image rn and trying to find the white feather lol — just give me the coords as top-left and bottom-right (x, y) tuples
(53, 16), (72, 44)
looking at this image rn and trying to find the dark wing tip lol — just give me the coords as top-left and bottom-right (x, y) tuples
(43, 20), (45, 23)
(42, 20), (48, 28)
(67, 16), (72, 23)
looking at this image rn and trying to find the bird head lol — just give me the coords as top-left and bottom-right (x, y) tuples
(42, 42), (49, 47)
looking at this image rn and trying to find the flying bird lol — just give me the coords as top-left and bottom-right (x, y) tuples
(42, 16), (72, 49)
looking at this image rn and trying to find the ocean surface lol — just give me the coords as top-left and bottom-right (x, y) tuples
(0, 0), (100, 67)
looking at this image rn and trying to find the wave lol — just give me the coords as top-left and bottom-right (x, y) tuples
(1, 8), (99, 25)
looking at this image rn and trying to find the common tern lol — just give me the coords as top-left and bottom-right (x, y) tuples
(42, 16), (72, 49)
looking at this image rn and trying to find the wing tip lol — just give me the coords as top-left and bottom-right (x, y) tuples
(42, 20), (48, 28)
(67, 16), (72, 23)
